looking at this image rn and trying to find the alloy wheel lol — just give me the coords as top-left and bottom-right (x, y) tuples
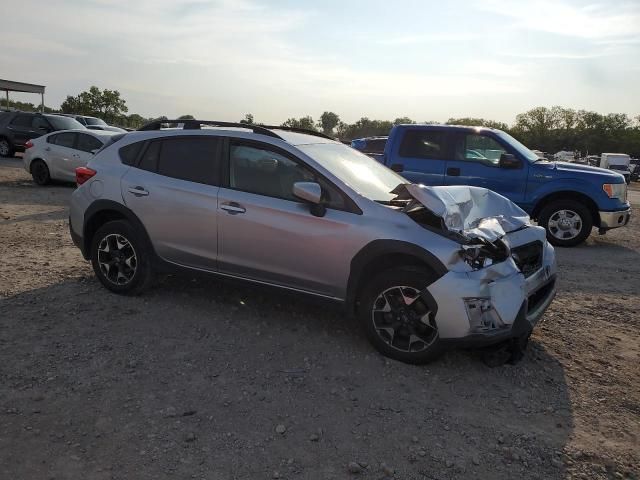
(371, 286), (437, 353)
(0, 140), (9, 156)
(97, 234), (138, 285)
(547, 209), (582, 241)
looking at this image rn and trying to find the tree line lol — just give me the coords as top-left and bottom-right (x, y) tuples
(3, 86), (639, 156)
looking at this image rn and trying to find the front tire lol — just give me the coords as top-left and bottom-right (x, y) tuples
(90, 220), (153, 295)
(539, 199), (592, 247)
(358, 266), (443, 364)
(30, 160), (51, 185)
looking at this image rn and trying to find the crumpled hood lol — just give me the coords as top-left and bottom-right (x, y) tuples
(392, 184), (530, 242)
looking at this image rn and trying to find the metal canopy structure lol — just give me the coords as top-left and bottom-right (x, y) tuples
(0, 79), (46, 112)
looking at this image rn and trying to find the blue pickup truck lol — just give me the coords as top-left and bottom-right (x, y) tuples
(369, 124), (631, 247)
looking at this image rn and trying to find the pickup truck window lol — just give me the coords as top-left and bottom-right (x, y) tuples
(399, 130), (447, 160)
(494, 130), (538, 162)
(454, 134), (506, 166)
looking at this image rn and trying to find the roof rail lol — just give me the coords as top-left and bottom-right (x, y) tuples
(136, 119), (335, 141)
(259, 125), (334, 140)
(137, 119), (282, 139)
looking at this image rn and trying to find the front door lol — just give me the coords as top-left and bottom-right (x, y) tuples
(387, 129), (449, 185)
(217, 139), (358, 298)
(445, 131), (527, 204)
(121, 136), (221, 270)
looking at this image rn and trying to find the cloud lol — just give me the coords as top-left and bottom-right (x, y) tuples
(477, 0), (640, 40)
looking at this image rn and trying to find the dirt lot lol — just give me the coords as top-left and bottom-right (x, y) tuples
(0, 157), (638, 480)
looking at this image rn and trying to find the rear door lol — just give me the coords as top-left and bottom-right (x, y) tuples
(46, 132), (78, 181)
(387, 129), (448, 185)
(446, 131), (527, 203)
(7, 114), (35, 147)
(120, 136), (221, 270)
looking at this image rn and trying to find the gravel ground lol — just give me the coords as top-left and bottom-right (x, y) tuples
(1, 157), (638, 480)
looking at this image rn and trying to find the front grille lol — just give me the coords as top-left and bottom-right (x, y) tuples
(527, 279), (555, 314)
(511, 241), (543, 278)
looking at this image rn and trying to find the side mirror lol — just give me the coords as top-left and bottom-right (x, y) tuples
(293, 182), (326, 217)
(38, 126), (50, 133)
(499, 153), (522, 169)
(390, 163), (404, 173)
(90, 148), (100, 155)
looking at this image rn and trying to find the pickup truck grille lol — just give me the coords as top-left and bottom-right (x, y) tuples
(511, 241), (543, 278)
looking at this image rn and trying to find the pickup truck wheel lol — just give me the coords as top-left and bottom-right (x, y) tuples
(539, 199), (592, 247)
(358, 266), (443, 364)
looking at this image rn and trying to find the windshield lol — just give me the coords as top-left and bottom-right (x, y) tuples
(495, 130), (539, 162)
(47, 115), (85, 130)
(85, 117), (107, 126)
(298, 143), (404, 202)
(609, 165), (628, 171)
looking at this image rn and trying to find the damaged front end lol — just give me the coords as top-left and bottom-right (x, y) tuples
(392, 184), (557, 353)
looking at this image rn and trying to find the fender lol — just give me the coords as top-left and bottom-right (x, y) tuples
(345, 239), (448, 312)
(82, 199), (157, 260)
(525, 177), (606, 217)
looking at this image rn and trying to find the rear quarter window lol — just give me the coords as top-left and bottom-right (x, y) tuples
(119, 141), (145, 166)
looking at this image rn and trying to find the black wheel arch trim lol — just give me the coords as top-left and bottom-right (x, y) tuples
(81, 199), (157, 262)
(346, 239), (448, 313)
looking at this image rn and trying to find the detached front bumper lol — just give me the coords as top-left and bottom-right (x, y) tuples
(599, 208), (631, 230)
(425, 241), (557, 347)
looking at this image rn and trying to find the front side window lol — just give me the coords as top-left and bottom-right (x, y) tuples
(53, 132), (76, 148)
(229, 142), (346, 209)
(398, 130), (447, 160)
(76, 133), (103, 153)
(454, 134), (506, 166)
(32, 116), (51, 131)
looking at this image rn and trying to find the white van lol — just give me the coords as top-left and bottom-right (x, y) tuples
(600, 153), (631, 184)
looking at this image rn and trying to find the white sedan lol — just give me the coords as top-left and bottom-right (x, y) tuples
(23, 129), (121, 185)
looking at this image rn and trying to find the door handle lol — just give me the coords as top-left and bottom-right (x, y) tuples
(446, 167), (461, 176)
(220, 202), (246, 214)
(128, 186), (149, 197)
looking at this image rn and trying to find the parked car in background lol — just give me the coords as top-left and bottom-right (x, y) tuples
(61, 114), (126, 132)
(22, 129), (120, 185)
(351, 136), (387, 162)
(600, 153), (631, 184)
(68, 120), (557, 365)
(0, 112), (85, 157)
(630, 158), (639, 182)
(554, 150), (575, 162)
(377, 124), (630, 247)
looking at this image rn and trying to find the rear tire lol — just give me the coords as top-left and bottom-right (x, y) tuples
(90, 220), (153, 295)
(357, 266), (444, 364)
(30, 159), (51, 185)
(538, 199), (592, 247)
(0, 137), (14, 157)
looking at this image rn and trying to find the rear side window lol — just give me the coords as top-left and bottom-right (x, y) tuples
(158, 137), (219, 185)
(53, 132), (76, 148)
(399, 130), (448, 160)
(136, 137), (219, 185)
(76, 133), (103, 153)
(364, 139), (386, 154)
(119, 141), (144, 166)
(10, 114), (33, 128)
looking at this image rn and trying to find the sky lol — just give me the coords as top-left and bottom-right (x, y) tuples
(2, 0), (639, 124)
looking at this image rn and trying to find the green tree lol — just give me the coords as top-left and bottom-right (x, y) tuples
(60, 86), (128, 124)
(393, 117), (415, 125)
(240, 113), (254, 124)
(446, 117), (509, 130)
(282, 116), (317, 131)
(178, 114), (195, 120)
(318, 111), (340, 135)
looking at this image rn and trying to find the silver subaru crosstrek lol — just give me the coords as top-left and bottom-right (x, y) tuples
(69, 120), (557, 364)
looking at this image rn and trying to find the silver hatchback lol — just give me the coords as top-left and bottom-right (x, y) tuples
(68, 120), (557, 364)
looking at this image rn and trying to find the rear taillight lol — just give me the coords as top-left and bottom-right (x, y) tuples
(24, 140), (34, 149)
(76, 167), (96, 185)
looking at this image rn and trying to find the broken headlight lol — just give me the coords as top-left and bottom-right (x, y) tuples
(459, 240), (509, 270)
